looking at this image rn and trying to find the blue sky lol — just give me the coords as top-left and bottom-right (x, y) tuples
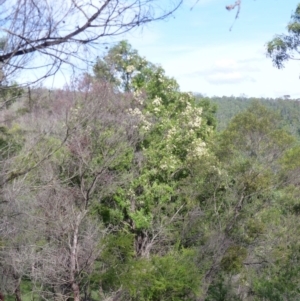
(122, 0), (300, 98)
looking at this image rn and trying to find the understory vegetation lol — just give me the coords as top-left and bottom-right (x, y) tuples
(1, 41), (300, 301)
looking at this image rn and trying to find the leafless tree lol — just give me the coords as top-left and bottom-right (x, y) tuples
(0, 0), (182, 85)
(0, 78), (143, 301)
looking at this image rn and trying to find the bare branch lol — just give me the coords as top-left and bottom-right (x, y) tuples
(225, 0), (241, 31)
(0, 0), (183, 84)
(225, 0), (241, 12)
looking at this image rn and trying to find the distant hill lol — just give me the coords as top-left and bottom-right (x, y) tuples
(196, 95), (300, 138)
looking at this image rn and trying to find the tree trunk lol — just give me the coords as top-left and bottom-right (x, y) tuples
(12, 275), (22, 301)
(71, 283), (80, 301)
(134, 230), (150, 258)
(14, 284), (22, 301)
(70, 212), (84, 301)
(197, 194), (246, 301)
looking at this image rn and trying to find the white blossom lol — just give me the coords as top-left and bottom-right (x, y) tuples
(187, 139), (207, 160)
(166, 127), (177, 139)
(152, 96), (162, 106)
(133, 90), (144, 105)
(188, 116), (202, 128)
(126, 65), (135, 73)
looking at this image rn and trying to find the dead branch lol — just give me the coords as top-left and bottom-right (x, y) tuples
(0, 0), (183, 85)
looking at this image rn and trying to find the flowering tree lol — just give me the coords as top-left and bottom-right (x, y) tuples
(91, 41), (214, 300)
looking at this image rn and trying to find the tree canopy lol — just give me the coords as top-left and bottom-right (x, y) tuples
(267, 3), (300, 69)
(1, 41), (300, 301)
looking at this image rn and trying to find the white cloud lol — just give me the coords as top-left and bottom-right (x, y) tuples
(206, 72), (255, 84)
(122, 33), (300, 97)
(199, 58), (259, 84)
(210, 58), (260, 72)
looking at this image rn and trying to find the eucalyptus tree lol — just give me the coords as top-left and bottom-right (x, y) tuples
(267, 3), (300, 69)
(186, 102), (298, 301)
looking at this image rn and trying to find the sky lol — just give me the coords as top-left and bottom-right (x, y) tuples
(120, 0), (300, 98)
(24, 0), (300, 99)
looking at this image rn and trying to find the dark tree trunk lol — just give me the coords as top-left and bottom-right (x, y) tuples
(14, 284), (22, 301)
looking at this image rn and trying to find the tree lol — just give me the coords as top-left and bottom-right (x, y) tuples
(0, 77), (143, 301)
(267, 3), (300, 68)
(178, 102), (298, 301)
(93, 40), (153, 92)
(92, 40), (213, 255)
(90, 41), (215, 300)
(0, 0), (182, 85)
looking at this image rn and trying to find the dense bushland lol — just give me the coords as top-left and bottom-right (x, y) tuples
(1, 42), (300, 301)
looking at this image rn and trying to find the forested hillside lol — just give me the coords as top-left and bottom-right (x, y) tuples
(1, 41), (300, 301)
(197, 95), (300, 138)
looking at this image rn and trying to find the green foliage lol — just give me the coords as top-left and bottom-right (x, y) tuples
(206, 274), (242, 301)
(217, 103), (295, 194)
(220, 245), (247, 273)
(99, 239), (201, 301)
(245, 218), (265, 240)
(4, 40), (300, 301)
(93, 40), (154, 92)
(252, 246), (300, 301)
(218, 101), (293, 156)
(196, 97), (217, 129)
(267, 3), (300, 69)
(280, 145), (300, 172)
(0, 82), (23, 109)
(201, 95), (300, 138)
(0, 124), (24, 160)
(99, 232), (135, 289)
(122, 249), (201, 301)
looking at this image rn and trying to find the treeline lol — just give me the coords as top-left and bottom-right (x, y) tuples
(199, 94), (300, 138)
(1, 41), (300, 301)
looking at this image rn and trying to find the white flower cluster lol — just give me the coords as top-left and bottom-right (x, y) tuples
(187, 139), (207, 160)
(188, 115), (202, 128)
(157, 72), (164, 83)
(179, 96), (186, 103)
(69, 105), (82, 123)
(152, 96), (162, 114)
(133, 90), (144, 105)
(126, 65), (135, 73)
(142, 121), (152, 132)
(166, 126), (177, 140)
(159, 154), (179, 171)
(127, 107), (143, 117)
(152, 96), (162, 106)
(182, 104), (203, 129)
(127, 107), (151, 131)
(181, 102), (192, 116)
